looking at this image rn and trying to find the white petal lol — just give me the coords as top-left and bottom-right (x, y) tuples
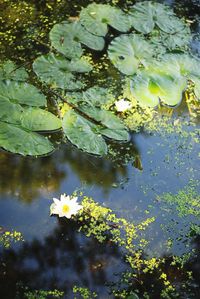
(71, 196), (78, 202)
(53, 198), (60, 205)
(50, 203), (60, 215)
(115, 99), (132, 112)
(60, 194), (70, 203)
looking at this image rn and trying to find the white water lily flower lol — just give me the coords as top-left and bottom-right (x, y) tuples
(50, 194), (83, 218)
(115, 99), (132, 112)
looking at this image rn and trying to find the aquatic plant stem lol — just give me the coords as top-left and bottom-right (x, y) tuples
(48, 88), (106, 126)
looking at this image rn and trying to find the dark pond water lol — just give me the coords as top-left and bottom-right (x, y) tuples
(0, 0), (200, 298)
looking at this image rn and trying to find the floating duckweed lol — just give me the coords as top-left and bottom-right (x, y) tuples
(73, 286), (97, 299)
(0, 229), (24, 248)
(24, 289), (64, 299)
(145, 113), (200, 145)
(157, 185), (200, 217)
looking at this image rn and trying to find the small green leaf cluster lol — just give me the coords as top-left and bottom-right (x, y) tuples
(73, 286), (97, 299)
(24, 289), (64, 299)
(76, 196), (193, 299)
(157, 185), (200, 218)
(0, 61), (61, 156)
(0, 229), (24, 248)
(78, 196), (155, 255)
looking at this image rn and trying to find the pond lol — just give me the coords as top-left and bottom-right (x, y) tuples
(0, 0), (200, 298)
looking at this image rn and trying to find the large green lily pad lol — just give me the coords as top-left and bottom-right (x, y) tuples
(0, 81), (61, 156)
(33, 53), (92, 90)
(160, 54), (200, 78)
(0, 97), (23, 124)
(65, 89), (130, 142)
(80, 3), (131, 36)
(129, 1), (186, 34)
(79, 105), (127, 131)
(0, 60), (28, 81)
(66, 86), (114, 107)
(62, 110), (107, 155)
(98, 127), (130, 141)
(150, 25), (191, 51)
(49, 21), (105, 58)
(19, 108), (61, 131)
(130, 70), (187, 107)
(0, 122), (54, 156)
(108, 34), (154, 75)
(190, 75), (200, 99)
(0, 80), (47, 107)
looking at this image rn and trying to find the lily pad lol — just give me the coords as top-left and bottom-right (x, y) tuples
(79, 105), (127, 131)
(80, 3), (131, 36)
(33, 53), (92, 90)
(0, 84), (61, 131)
(130, 74), (159, 107)
(0, 97), (23, 124)
(0, 60), (28, 81)
(62, 110), (107, 155)
(129, 1), (186, 34)
(162, 54), (200, 78)
(150, 25), (191, 51)
(150, 72), (187, 106)
(20, 108), (62, 131)
(0, 80), (47, 107)
(190, 75), (200, 99)
(99, 127), (130, 141)
(49, 21), (105, 58)
(130, 70), (187, 107)
(0, 122), (54, 156)
(108, 34), (154, 75)
(66, 86), (114, 107)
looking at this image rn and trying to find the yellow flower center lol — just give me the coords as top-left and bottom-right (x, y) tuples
(62, 204), (70, 213)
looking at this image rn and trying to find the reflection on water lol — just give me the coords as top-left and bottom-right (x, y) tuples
(0, 152), (65, 202)
(0, 139), (140, 202)
(0, 220), (199, 299)
(0, 220), (124, 299)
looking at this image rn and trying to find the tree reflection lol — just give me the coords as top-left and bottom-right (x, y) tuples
(0, 220), (199, 299)
(0, 219), (124, 299)
(0, 138), (140, 202)
(0, 151), (65, 202)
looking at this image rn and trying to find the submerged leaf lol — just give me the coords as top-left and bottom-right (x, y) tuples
(0, 60), (28, 81)
(0, 80), (46, 107)
(33, 53), (92, 90)
(62, 110), (107, 155)
(129, 1), (185, 34)
(0, 122), (54, 156)
(80, 3), (131, 36)
(50, 21), (105, 58)
(108, 34), (154, 75)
